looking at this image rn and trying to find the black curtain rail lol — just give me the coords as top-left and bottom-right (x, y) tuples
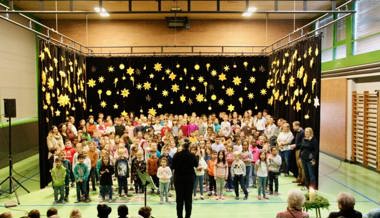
(0, 10), (356, 14)
(9, 0), (350, 1)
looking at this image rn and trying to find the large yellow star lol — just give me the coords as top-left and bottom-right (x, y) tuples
(47, 77), (55, 90)
(226, 87), (235, 96)
(148, 108), (157, 116)
(218, 73), (227, 81)
(296, 101), (301, 112)
(137, 83), (142, 90)
(232, 76), (242, 86)
(98, 76), (105, 83)
(248, 93), (254, 99)
(249, 76), (256, 84)
(143, 82), (152, 90)
(121, 110), (128, 117)
(196, 93), (205, 102)
(227, 104), (235, 112)
(169, 72), (177, 81)
(289, 76), (295, 87)
(171, 84), (180, 92)
(108, 66), (114, 72)
(218, 99), (224, 106)
(180, 95), (186, 103)
(154, 63), (162, 72)
(162, 90), (169, 97)
(165, 68), (171, 75)
(198, 76), (204, 83)
(87, 79), (96, 88)
(224, 65), (230, 72)
(126, 67), (134, 76)
(260, 89), (267, 95)
(121, 88), (130, 98)
(57, 94), (70, 107)
(100, 101), (107, 108)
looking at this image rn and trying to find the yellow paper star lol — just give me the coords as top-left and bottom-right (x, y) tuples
(157, 103), (163, 109)
(162, 90), (169, 97)
(55, 110), (61, 116)
(198, 76), (204, 83)
(122, 76), (126, 80)
(296, 101), (301, 112)
(121, 110), (128, 117)
(137, 84), (142, 90)
(114, 78), (118, 87)
(176, 64), (180, 68)
(243, 61), (248, 67)
(143, 82), (152, 90)
(248, 93), (254, 99)
(218, 99), (224, 106)
(47, 77), (54, 90)
(57, 94), (70, 107)
(106, 90), (112, 96)
(227, 104), (235, 112)
(180, 95), (186, 103)
(126, 67), (134, 76)
(224, 65), (230, 72)
(164, 68), (171, 75)
(314, 96), (320, 108)
(172, 84), (180, 92)
(289, 76), (295, 87)
(211, 70), (217, 77)
(206, 63), (211, 71)
(226, 87), (235, 96)
(218, 73), (227, 81)
(100, 101), (107, 108)
(148, 108), (157, 116)
(196, 93), (205, 102)
(149, 73), (155, 79)
(98, 76), (105, 83)
(191, 86), (196, 91)
(260, 89), (267, 95)
(154, 63), (162, 72)
(121, 88), (130, 98)
(194, 64), (200, 70)
(188, 99), (193, 105)
(113, 104), (119, 109)
(119, 64), (125, 70)
(108, 66), (114, 72)
(168, 72), (177, 81)
(249, 77), (256, 84)
(211, 94), (217, 101)
(232, 76), (242, 86)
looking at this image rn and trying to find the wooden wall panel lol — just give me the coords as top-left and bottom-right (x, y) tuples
(320, 78), (347, 159)
(46, 19), (306, 47)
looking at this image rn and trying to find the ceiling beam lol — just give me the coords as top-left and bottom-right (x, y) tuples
(0, 10), (356, 14)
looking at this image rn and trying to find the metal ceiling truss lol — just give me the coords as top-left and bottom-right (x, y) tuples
(0, 0), (355, 56)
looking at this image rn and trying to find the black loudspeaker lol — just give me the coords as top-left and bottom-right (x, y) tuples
(4, 99), (16, 118)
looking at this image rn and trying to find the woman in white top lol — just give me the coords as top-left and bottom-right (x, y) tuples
(276, 123), (294, 176)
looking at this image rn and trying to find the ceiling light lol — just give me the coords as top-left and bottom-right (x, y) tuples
(248, 7), (257, 13)
(242, 11), (252, 17)
(94, 6), (109, 17)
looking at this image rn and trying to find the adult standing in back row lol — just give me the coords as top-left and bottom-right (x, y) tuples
(172, 139), (198, 218)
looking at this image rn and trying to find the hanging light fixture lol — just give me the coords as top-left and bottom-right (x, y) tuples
(94, 0), (110, 17)
(242, 6), (257, 17)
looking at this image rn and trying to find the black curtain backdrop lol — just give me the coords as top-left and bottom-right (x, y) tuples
(86, 56), (269, 117)
(38, 39), (87, 188)
(268, 35), (322, 188)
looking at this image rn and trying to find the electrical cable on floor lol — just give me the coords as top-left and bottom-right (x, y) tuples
(12, 170), (40, 183)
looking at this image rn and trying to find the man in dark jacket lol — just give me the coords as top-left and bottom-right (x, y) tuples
(172, 139), (198, 218)
(292, 121), (305, 185)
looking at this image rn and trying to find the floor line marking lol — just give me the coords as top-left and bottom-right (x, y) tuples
(325, 174), (380, 206)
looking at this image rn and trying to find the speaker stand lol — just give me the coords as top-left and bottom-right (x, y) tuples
(0, 117), (30, 205)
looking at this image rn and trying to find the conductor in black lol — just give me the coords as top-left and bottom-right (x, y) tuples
(172, 140), (198, 218)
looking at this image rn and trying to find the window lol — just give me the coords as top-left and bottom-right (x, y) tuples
(336, 14), (346, 42)
(354, 0), (380, 54)
(319, 15), (334, 50)
(335, 45), (347, 59)
(322, 48), (333, 62)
